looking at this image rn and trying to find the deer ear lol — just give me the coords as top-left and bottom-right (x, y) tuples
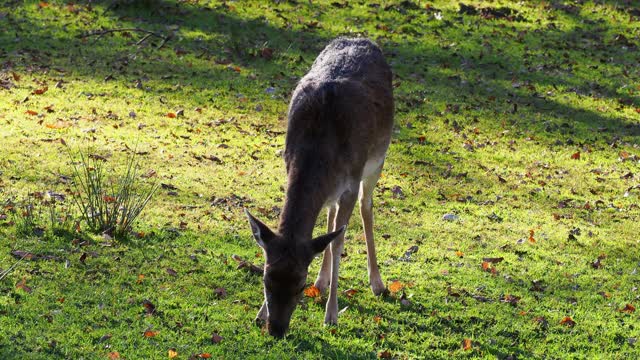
(245, 209), (275, 249)
(310, 225), (346, 254)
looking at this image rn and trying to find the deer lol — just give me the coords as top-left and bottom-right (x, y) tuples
(245, 37), (393, 338)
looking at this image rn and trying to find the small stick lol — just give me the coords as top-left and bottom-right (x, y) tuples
(79, 28), (169, 48)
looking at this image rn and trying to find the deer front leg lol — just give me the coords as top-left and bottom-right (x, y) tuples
(325, 191), (357, 325)
(255, 299), (268, 327)
(360, 165), (386, 296)
(315, 205), (337, 293)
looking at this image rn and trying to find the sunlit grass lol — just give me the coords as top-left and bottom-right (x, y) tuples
(0, 0), (639, 359)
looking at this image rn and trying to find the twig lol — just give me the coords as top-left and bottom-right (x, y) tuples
(0, 251), (29, 281)
(80, 28), (170, 48)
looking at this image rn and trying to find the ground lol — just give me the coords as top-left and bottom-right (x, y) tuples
(0, 1), (639, 359)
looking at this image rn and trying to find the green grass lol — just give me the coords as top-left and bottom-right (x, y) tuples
(1, 0), (639, 358)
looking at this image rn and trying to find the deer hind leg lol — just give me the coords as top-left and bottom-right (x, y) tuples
(255, 299), (268, 327)
(314, 204), (337, 293)
(359, 164), (386, 296)
(325, 189), (358, 325)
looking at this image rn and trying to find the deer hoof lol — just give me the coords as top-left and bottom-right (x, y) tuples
(324, 312), (338, 326)
(371, 279), (387, 296)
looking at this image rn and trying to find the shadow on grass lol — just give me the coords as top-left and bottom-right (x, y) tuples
(2, 0), (637, 141)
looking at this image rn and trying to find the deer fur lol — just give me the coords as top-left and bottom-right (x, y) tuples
(246, 37), (393, 338)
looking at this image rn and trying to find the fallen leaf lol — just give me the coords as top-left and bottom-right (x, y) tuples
(343, 288), (358, 298)
(621, 304), (636, 313)
(137, 274), (145, 284)
(167, 112), (177, 118)
(103, 195), (116, 203)
(528, 229), (536, 243)
(481, 261), (491, 271)
(45, 122), (71, 129)
(38, 2), (49, 8)
(211, 333), (223, 344)
(143, 330), (158, 338)
(389, 280), (404, 294)
(378, 350), (392, 359)
(463, 338), (472, 351)
(26, 110), (38, 116)
(33, 87), (48, 95)
(571, 151), (580, 160)
(373, 315), (382, 324)
(198, 354), (212, 359)
(142, 299), (156, 315)
(168, 348), (178, 358)
(16, 277), (32, 293)
(107, 352), (120, 359)
(455, 250), (464, 258)
(482, 257), (504, 264)
(213, 287), (227, 299)
(99, 334), (112, 343)
(260, 47), (274, 59)
(304, 285), (321, 298)
(560, 316), (575, 327)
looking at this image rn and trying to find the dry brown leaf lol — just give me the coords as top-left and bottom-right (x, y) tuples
(560, 316), (575, 327)
(463, 338), (472, 351)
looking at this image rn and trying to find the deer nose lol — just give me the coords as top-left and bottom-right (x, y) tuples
(268, 320), (288, 338)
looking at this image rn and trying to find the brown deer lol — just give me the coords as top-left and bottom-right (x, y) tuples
(245, 37), (393, 338)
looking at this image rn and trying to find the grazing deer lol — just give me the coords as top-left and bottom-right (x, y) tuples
(245, 37), (393, 338)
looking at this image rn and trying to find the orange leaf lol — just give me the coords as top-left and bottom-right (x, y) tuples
(304, 285), (321, 298)
(167, 112), (176, 118)
(45, 121), (71, 129)
(137, 274), (145, 284)
(12, 72), (20, 81)
(107, 352), (120, 359)
(462, 338), (472, 351)
(143, 330), (158, 338)
(388, 280), (404, 294)
(481, 261), (490, 271)
(571, 151), (580, 160)
(26, 110), (39, 116)
(373, 315), (382, 324)
(103, 195), (116, 203)
(198, 354), (212, 359)
(33, 87), (48, 95)
(528, 229), (536, 243)
(621, 304), (636, 313)
(168, 348), (178, 358)
(559, 316), (575, 327)
(38, 2), (49, 8)
(455, 250), (464, 258)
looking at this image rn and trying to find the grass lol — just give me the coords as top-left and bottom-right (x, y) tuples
(0, 0), (639, 358)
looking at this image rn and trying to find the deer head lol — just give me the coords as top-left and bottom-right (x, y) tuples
(245, 209), (344, 338)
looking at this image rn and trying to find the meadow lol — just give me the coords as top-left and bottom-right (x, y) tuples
(0, 1), (639, 358)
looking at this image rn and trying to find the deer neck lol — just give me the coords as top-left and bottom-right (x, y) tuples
(278, 162), (330, 241)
